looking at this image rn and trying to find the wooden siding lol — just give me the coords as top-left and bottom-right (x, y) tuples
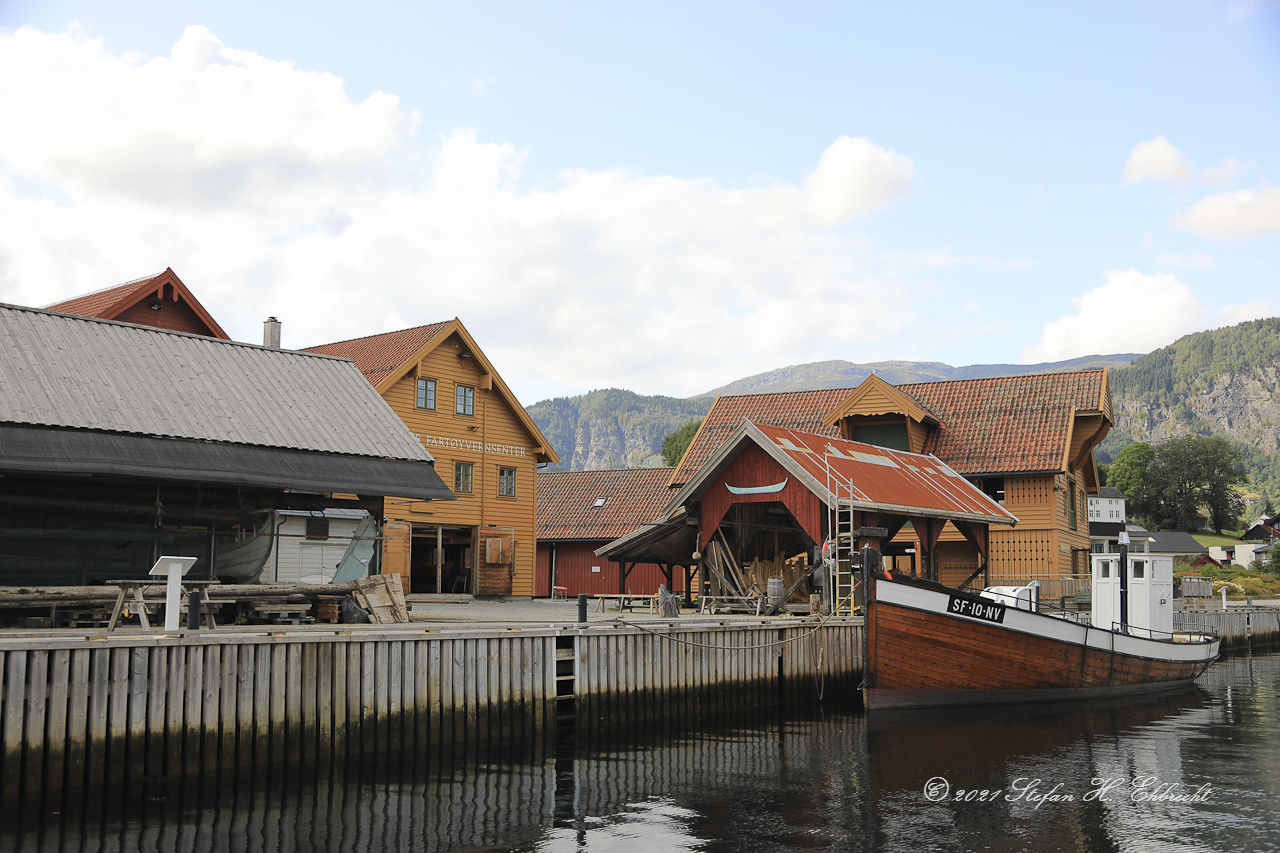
(535, 542), (687, 597)
(870, 600), (1210, 691)
(697, 443), (824, 551)
(113, 290), (220, 337)
(381, 333), (541, 596)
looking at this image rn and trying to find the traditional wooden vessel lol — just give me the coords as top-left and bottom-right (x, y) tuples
(862, 561), (1220, 711)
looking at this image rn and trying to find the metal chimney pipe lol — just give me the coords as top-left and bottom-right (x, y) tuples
(263, 316), (281, 348)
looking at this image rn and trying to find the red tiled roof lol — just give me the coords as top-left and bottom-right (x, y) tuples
(673, 371), (1109, 483)
(44, 272), (167, 317)
(538, 467), (678, 541)
(672, 388), (848, 484)
(303, 321), (452, 387)
(907, 371), (1106, 475)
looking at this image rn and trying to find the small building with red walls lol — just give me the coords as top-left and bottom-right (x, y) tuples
(536, 467), (688, 598)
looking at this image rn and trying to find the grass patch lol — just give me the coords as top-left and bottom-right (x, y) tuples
(1192, 531), (1245, 547)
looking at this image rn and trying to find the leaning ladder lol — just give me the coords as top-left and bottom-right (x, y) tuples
(825, 454), (857, 616)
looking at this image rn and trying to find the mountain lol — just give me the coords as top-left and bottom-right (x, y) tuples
(527, 323), (1280, 508)
(527, 389), (711, 473)
(527, 354), (1140, 473)
(696, 354), (1144, 398)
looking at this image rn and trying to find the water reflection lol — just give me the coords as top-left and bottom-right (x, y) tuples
(1, 654), (1277, 852)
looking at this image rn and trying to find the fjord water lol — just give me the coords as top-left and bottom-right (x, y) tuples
(3, 652), (1278, 853)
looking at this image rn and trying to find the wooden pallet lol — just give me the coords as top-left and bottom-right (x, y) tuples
(348, 575), (409, 624)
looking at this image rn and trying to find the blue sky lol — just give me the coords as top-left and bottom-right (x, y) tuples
(0, 1), (1277, 402)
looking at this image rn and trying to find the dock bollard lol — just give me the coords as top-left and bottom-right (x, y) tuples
(577, 593), (588, 623)
(186, 590), (202, 630)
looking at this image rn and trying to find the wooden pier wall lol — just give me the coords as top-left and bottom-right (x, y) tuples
(1175, 608), (1280, 652)
(0, 619), (864, 799)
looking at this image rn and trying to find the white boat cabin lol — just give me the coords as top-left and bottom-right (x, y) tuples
(1091, 552), (1174, 636)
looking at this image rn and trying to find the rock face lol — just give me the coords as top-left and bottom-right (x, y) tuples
(1113, 364), (1280, 454)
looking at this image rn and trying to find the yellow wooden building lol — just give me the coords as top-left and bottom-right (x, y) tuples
(305, 320), (558, 596)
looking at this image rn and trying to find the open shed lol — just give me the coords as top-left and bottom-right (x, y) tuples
(599, 420), (1018, 602)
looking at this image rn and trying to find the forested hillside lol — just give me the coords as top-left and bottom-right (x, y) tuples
(1100, 318), (1280, 504)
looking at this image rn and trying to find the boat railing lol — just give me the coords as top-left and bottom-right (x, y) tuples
(1110, 622), (1220, 644)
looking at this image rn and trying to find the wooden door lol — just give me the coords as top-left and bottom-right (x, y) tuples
(382, 520), (413, 593)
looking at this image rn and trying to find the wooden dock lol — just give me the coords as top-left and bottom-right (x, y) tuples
(1176, 607), (1280, 652)
(0, 617), (864, 799)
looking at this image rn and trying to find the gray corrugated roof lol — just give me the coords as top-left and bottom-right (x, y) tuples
(1096, 486), (1125, 499)
(0, 303), (432, 461)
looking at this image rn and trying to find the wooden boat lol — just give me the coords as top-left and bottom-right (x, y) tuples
(862, 562), (1220, 711)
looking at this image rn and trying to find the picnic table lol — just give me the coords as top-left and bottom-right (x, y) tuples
(103, 579), (222, 631)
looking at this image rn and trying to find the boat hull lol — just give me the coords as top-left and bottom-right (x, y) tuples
(864, 577), (1219, 711)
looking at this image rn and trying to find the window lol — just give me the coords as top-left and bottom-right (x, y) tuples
(416, 378), (436, 410)
(498, 467), (516, 497)
(1068, 483), (1077, 531)
(456, 384), (475, 416)
(454, 461), (473, 494)
(305, 517), (330, 540)
(592, 497), (607, 508)
(1133, 560), (1145, 579)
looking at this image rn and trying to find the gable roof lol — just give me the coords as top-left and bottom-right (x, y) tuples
(303, 321), (452, 388)
(537, 467), (677, 541)
(667, 420), (1019, 527)
(671, 370), (1110, 484)
(0, 303), (453, 500)
(821, 373), (937, 427)
(44, 268), (230, 340)
(2, 303), (431, 458)
(303, 318), (559, 464)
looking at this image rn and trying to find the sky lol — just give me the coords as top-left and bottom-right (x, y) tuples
(0, 1), (1277, 404)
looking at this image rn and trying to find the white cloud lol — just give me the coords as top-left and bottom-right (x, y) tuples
(0, 25), (416, 218)
(1173, 186), (1280, 239)
(1021, 269), (1205, 362)
(1122, 136), (1242, 186)
(1124, 137), (1192, 185)
(0, 25), (922, 400)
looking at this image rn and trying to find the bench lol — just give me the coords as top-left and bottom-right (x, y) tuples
(698, 595), (765, 615)
(551, 586), (569, 600)
(593, 594), (657, 613)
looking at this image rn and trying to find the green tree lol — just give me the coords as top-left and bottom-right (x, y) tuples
(1138, 436), (1248, 533)
(1108, 442), (1158, 521)
(661, 418), (704, 466)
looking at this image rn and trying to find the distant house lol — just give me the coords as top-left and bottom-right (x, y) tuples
(1089, 486), (1128, 554)
(536, 468), (685, 597)
(1208, 543), (1269, 566)
(666, 371), (1112, 585)
(0, 302), (452, 585)
(45, 268), (230, 340)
